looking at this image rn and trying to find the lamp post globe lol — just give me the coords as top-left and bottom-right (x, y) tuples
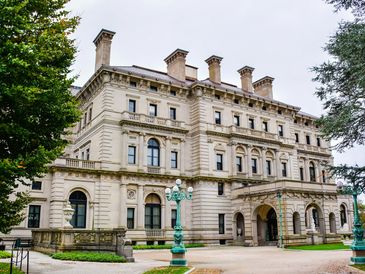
(165, 188), (171, 195)
(187, 187), (193, 193)
(176, 179), (182, 186)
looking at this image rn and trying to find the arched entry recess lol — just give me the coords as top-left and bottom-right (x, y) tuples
(252, 204), (278, 246)
(232, 212), (245, 244)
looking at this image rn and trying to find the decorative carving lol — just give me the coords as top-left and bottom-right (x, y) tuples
(74, 233), (96, 244)
(127, 189), (136, 200)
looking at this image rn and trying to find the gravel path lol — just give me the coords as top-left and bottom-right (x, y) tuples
(0, 246), (360, 274)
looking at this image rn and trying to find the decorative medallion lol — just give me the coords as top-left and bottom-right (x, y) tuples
(127, 189), (136, 200)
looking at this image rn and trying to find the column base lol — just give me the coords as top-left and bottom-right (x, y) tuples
(170, 247), (187, 266)
(351, 243), (365, 264)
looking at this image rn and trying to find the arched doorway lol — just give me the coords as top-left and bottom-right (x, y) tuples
(293, 212), (301, 235)
(69, 191), (87, 228)
(233, 212), (245, 244)
(329, 213), (336, 233)
(305, 203), (324, 235)
(145, 193), (161, 229)
(340, 204), (347, 227)
(253, 204), (278, 246)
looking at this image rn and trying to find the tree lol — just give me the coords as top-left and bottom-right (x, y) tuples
(312, 1), (365, 189)
(0, 0), (80, 233)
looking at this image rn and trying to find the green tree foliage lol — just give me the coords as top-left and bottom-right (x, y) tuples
(313, 1), (365, 191)
(0, 0), (80, 233)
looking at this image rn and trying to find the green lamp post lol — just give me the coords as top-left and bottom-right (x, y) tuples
(165, 179), (193, 266)
(339, 182), (365, 264)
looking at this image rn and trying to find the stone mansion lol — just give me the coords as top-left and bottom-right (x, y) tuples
(8, 29), (353, 246)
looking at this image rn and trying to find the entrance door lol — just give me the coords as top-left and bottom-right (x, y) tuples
(267, 208), (278, 241)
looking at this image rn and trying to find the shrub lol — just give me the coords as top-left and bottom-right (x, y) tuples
(51, 251), (126, 263)
(0, 262), (24, 274)
(0, 251), (12, 259)
(144, 266), (190, 274)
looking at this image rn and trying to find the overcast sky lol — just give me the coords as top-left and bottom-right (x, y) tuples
(66, 0), (363, 169)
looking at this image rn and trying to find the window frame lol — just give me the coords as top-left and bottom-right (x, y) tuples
(170, 107), (177, 120)
(218, 182), (224, 196)
(128, 146), (136, 165)
(215, 111), (222, 125)
(171, 151), (178, 169)
(233, 115), (240, 127)
(28, 205), (41, 228)
(248, 118), (255, 130)
(236, 156), (242, 172)
(278, 125), (284, 137)
(149, 104), (157, 117)
(216, 153), (223, 171)
(262, 121), (268, 132)
(31, 181), (42, 190)
(129, 99), (136, 113)
(218, 214), (225, 234)
(147, 139), (160, 167)
(266, 160), (272, 176)
(281, 162), (287, 177)
(251, 158), (258, 174)
(127, 208), (135, 229)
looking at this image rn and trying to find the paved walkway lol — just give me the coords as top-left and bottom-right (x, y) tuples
(0, 246), (362, 274)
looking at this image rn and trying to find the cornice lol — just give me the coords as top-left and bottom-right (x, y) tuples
(120, 120), (189, 134)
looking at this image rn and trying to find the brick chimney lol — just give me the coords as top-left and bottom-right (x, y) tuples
(93, 29), (116, 71)
(164, 49), (189, 82)
(253, 76), (274, 99)
(205, 55), (223, 84)
(237, 66), (255, 93)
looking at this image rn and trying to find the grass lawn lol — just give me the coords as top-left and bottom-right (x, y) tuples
(0, 251), (11, 259)
(134, 243), (204, 250)
(144, 266), (190, 274)
(51, 251), (126, 263)
(352, 265), (365, 271)
(286, 242), (350, 250)
(0, 262), (24, 274)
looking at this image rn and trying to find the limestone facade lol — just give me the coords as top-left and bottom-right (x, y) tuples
(7, 29), (353, 246)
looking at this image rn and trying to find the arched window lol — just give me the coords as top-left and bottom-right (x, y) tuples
(309, 162), (316, 182)
(329, 213), (336, 233)
(147, 138), (160, 166)
(340, 205), (347, 226)
(293, 212), (301, 235)
(69, 191), (87, 228)
(145, 193), (161, 229)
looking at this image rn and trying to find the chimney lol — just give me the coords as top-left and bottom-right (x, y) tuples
(205, 55), (223, 84)
(253, 76), (274, 99)
(237, 66), (255, 93)
(93, 29), (116, 71)
(185, 64), (198, 80)
(164, 49), (189, 82)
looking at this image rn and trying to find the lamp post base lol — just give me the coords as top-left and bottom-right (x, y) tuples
(351, 242), (365, 264)
(170, 247), (187, 266)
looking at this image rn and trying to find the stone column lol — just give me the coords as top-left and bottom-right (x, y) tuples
(121, 130), (129, 170)
(165, 136), (171, 174)
(137, 185), (144, 229)
(247, 145), (252, 177)
(262, 147), (267, 178)
(287, 154), (292, 179)
(304, 158), (309, 182)
(120, 183), (127, 227)
(49, 171), (66, 228)
(231, 141), (237, 176)
(138, 132), (145, 171)
(180, 139), (185, 175)
(275, 150), (281, 178)
(317, 161), (322, 183)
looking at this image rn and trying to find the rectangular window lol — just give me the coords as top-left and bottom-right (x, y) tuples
(86, 148), (90, 160)
(150, 85), (158, 92)
(28, 205), (41, 228)
(263, 121), (268, 132)
(215, 111), (221, 125)
(278, 125), (284, 137)
(234, 99), (239, 104)
(317, 137), (321, 147)
(295, 133), (299, 143)
(149, 104), (157, 116)
(249, 118), (255, 129)
(216, 154), (223, 171)
(127, 208), (135, 229)
(266, 160), (272, 176)
(170, 108), (177, 120)
(282, 162), (287, 177)
(251, 158), (257, 174)
(128, 146), (136, 164)
(300, 167), (304, 181)
(219, 214), (225, 234)
(322, 170), (326, 183)
(215, 94), (221, 100)
(81, 151), (85, 160)
(129, 81), (137, 87)
(218, 183), (224, 195)
(32, 181), (42, 190)
(129, 99), (136, 112)
(170, 90), (176, 96)
(83, 112), (87, 127)
(171, 151), (178, 169)
(306, 135), (311, 145)
(233, 115), (240, 126)
(88, 107), (92, 122)
(236, 156), (242, 172)
(171, 209), (177, 228)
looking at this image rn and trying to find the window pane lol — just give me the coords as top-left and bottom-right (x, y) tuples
(129, 100), (136, 112)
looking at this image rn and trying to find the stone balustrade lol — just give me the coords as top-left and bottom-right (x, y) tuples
(121, 111), (186, 129)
